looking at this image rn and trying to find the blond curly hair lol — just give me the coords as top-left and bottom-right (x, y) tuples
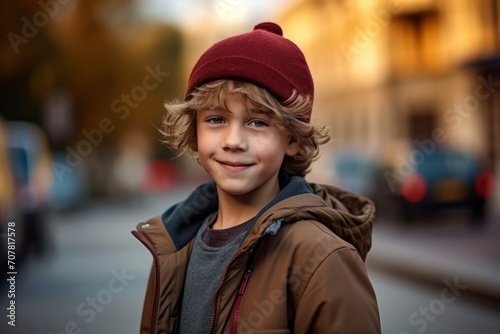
(162, 80), (329, 178)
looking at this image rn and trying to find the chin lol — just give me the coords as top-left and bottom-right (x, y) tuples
(216, 180), (254, 196)
(219, 186), (253, 196)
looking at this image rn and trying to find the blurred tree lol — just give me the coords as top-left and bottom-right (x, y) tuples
(0, 2), (60, 124)
(1, 0), (184, 198)
(1, 0), (183, 150)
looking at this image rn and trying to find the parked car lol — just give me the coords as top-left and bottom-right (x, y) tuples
(3, 121), (53, 259)
(0, 118), (14, 223)
(48, 151), (87, 211)
(330, 147), (378, 200)
(390, 148), (494, 226)
(0, 119), (14, 282)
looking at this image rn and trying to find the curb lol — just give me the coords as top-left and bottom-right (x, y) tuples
(366, 242), (500, 308)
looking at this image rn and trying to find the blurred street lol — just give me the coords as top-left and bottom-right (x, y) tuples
(1, 186), (499, 334)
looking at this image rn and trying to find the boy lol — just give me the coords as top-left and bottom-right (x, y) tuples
(133, 22), (380, 333)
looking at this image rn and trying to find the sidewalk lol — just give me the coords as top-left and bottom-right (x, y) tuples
(366, 212), (500, 304)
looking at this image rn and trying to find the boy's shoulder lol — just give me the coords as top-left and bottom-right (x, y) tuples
(267, 218), (359, 259)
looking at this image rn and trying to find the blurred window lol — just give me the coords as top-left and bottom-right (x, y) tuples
(408, 111), (436, 140)
(389, 10), (442, 77)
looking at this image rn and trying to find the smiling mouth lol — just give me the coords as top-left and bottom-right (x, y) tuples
(219, 161), (254, 166)
(217, 160), (255, 172)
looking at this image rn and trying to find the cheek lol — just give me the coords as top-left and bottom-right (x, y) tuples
(197, 128), (216, 156)
(253, 137), (288, 163)
(196, 136), (208, 156)
(196, 123), (206, 147)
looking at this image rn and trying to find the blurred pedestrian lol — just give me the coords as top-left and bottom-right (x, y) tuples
(133, 22), (380, 333)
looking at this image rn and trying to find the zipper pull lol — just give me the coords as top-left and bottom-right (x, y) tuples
(238, 268), (253, 295)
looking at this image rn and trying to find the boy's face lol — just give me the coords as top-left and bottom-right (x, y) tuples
(196, 93), (298, 200)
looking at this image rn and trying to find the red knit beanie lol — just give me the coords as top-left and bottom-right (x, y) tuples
(185, 22), (314, 122)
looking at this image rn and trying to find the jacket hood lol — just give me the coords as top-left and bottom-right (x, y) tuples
(299, 182), (375, 260)
(161, 176), (375, 260)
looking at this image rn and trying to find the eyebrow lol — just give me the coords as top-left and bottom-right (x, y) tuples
(199, 107), (227, 114)
(248, 108), (270, 116)
(200, 107), (270, 117)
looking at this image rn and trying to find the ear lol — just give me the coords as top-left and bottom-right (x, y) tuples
(285, 138), (299, 157)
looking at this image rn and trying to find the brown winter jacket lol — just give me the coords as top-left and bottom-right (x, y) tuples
(132, 176), (381, 334)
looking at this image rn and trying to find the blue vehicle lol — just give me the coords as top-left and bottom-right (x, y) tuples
(48, 151), (86, 211)
(3, 122), (53, 259)
(330, 148), (378, 199)
(395, 148), (494, 226)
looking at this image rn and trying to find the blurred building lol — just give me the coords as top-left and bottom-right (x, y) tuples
(278, 0), (500, 208)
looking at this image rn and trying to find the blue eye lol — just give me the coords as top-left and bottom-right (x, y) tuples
(207, 117), (224, 124)
(249, 120), (268, 127)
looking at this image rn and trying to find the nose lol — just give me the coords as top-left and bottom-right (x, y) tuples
(222, 123), (247, 151)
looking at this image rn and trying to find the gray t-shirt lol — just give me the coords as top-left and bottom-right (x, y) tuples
(178, 213), (253, 334)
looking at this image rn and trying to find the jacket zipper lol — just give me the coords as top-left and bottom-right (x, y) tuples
(230, 267), (254, 334)
(207, 248), (251, 334)
(132, 230), (160, 334)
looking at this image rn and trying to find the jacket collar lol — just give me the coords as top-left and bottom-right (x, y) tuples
(161, 176), (313, 250)
(158, 176), (375, 260)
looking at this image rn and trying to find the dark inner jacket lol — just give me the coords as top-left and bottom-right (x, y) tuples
(133, 175), (381, 334)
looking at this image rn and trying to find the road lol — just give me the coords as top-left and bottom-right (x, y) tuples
(1, 187), (500, 334)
